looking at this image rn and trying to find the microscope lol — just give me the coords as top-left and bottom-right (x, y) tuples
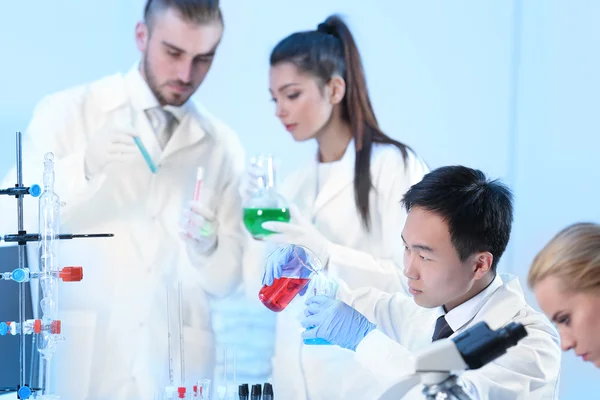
(377, 321), (528, 399)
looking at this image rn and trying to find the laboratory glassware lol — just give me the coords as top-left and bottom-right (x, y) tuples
(259, 245), (325, 312)
(242, 154), (290, 239)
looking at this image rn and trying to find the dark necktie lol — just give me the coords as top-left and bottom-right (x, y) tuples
(432, 315), (454, 341)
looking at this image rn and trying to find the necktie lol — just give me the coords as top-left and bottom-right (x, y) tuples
(432, 315), (454, 341)
(146, 107), (178, 150)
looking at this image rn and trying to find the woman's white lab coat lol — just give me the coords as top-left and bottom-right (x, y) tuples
(338, 273), (562, 399)
(243, 143), (428, 399)
(0, 69), (245, 399)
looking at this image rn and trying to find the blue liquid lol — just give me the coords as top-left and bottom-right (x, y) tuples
(303, 326), (333, 345)
(133, 136), (158, 173)
(303, 337), (332, 345)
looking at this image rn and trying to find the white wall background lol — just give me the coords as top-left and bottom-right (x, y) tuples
(0, 1), (598, 397)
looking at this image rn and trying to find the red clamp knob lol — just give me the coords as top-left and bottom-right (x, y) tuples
(50, 320), (61, 334)
(177, 387), (186, 399)
(34, 320), (42, 334)
(59, 266), (83, 282)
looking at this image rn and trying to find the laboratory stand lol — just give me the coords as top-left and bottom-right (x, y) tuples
(0, 132), (112, 399)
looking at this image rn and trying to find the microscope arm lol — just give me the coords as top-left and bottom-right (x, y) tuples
(365, 322), (527, 400)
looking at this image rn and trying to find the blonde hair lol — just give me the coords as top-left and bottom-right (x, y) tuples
(528, 222), (600, 293)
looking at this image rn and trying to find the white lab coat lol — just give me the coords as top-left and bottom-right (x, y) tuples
(243, 143), (428, 399)
(0, 67), (245, 399)
(338, 273), (562, 399)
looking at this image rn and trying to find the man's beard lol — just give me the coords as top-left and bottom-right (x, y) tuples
(143, 55), (189, 107)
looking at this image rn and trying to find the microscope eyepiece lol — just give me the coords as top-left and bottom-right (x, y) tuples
(453, 321), (528, 370)
(499, 321), (528, 346)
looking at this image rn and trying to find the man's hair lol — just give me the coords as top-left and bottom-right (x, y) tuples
(402, 165), (513, 271)
(143, 0), (222, 29)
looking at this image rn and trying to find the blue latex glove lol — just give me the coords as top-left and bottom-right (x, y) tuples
(262, 245), (313, 295)
(262, 204), (331, 267)
(301, 295), (376, 351)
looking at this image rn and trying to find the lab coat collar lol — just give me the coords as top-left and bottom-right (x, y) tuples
(470, 273), (529, 330)
(438, 273), (504, 333)
(312, 139), (356, 213)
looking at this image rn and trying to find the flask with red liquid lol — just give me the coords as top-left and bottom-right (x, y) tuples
(259, 245), (322, 312)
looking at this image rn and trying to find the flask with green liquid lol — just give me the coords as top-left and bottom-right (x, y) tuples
(242, 154), (290, 239)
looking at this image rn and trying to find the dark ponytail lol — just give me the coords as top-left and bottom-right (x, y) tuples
(271, 14), (410, 229)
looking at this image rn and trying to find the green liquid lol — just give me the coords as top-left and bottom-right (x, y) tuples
(243, 207), (291, 239)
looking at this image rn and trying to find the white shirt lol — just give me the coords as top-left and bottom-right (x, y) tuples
(438, 274), (503, 334)
(316, 159), (339, 194)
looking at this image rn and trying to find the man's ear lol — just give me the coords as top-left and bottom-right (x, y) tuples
(135, 21), (149, 53)
(473, 252), (493, 280)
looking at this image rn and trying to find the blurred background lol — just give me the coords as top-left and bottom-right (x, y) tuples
(0, 1), (599, 397)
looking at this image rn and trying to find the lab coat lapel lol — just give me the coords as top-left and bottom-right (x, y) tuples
(161, 106), (207, 160)
(312, 145), (355, 214)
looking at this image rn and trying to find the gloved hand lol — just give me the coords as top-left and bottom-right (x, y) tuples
(263, 245), (313, 295)
(84, 120), (139, 179)
(238, 162), (265, 204)
(301, 295), (376, 351)
(261, 204), (331, 266)
(180, 201), (218, 256)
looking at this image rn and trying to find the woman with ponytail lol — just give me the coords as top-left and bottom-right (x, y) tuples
(241, 14), (428, 399)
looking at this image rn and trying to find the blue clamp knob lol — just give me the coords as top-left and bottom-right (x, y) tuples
(0, 322), (8, 336)
(29, 184), (42, 198)
(17, 385), (33, 399)
(11, 268), (29, 283)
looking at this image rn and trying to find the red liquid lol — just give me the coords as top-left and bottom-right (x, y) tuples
(259, 277), (311, 312)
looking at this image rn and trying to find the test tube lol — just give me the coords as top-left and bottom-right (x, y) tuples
(223, 347), (227, 388)
(234, 348), (237, 388)
(193, 167), (204, 201)
(178, 282), (185, 390)
(166, 285), (175, 387)
(132, 106), (159, 173)
(196, 379), (211, 399)
(133, 137), (159, 173)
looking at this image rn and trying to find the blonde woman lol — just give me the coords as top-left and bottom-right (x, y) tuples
(528, 222), (600, 368)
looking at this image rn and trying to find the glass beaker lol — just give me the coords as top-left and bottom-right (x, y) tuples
(259, 245), (322, 312)
(302, 272), (338, 346)
(242, 154), (290, 239)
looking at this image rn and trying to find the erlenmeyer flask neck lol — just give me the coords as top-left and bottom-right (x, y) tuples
(261, 155), (276, 190)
